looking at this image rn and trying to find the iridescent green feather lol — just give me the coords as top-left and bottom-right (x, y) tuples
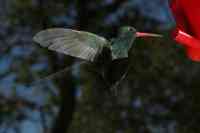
(111, 27), (136, 60)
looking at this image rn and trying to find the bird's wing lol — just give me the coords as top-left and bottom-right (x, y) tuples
(33, 28), (108, 61)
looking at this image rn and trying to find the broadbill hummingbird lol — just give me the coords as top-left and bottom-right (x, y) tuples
(33, 26), (162, 90)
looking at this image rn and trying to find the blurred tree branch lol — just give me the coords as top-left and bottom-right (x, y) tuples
(50, 71), (76, 133)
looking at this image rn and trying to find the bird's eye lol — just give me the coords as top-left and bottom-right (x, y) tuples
(128, 28), (132, 31)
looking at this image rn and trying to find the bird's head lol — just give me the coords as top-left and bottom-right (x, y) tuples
(111, 26), (162, 59)
(119, 26), (162, 39)
(118, 26), (137, 38)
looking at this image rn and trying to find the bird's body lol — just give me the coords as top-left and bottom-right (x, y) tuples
(33, 26), (138, 62)
(33, 26), (161, 88)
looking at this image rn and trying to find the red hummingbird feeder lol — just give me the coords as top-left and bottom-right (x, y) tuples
(170, 0), (200, 61)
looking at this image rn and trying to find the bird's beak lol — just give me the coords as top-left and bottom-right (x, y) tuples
(136, 32), (162, 38)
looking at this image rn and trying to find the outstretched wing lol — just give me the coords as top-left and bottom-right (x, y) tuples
(33, 28), (108, 61)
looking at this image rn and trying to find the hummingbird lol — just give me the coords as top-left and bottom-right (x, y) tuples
(33, 26), (162, 89)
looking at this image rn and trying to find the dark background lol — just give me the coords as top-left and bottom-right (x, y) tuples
(1, 0), (200, 133)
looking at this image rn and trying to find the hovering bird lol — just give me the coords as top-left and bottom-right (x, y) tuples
(33, 26), (162, 89)
(33, 26), (161, 62)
